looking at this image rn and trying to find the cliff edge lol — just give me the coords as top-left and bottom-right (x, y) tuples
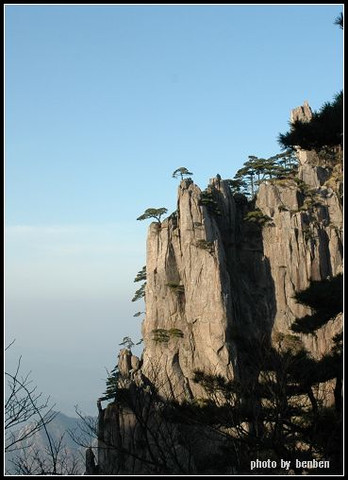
(90, 102), (343, 474)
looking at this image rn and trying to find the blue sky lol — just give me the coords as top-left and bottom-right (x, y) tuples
(5, 4), (343, 416)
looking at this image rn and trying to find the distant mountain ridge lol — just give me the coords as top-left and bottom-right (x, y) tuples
(5, 411), (97, 475)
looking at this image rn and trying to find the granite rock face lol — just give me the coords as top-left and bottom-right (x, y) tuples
(140, 156), (342, 400)
(93, 102), (343, 474)
(290, 100), (313, 124)
(256, 174), (342, 341)
(141, 176), (278, 400)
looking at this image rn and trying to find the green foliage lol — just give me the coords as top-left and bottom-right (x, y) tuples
(230, 151), (298, 197)
(134, 266), (146, 283)
(293, 176), (309, 190)
(273, 332), (304, 354)
(276, 349), (321, 388)
(278, 91), (343, 152)
(199, 188), (222, 215)
(152, 329), (170, 343)
(291, 274), (343, 334)
(172, 167), (193, 180)
(305, 405), (342, 470)
(193, 370), (236, 395)
(119, 336), (135, 349)
(192, 339), (342, 471)
(302, 225), (316, 243)
(168, 210), (178, 222)
(331, 332), (343, 357)
(226, 178), (248, 194)
(294, 274), (342, 312)
(137, 207), (168, 223)
(244, 209), (273, 226)
(334, 12), (343, 29)
(100, 366), (119, 401)
(132, 267), (147, 315)
(152, 328), (184, 343)
(233, 159), (257, 197)
(168, 328), (184, 338)
(166, 282), (185, 295)
(273, 150), (299, 176)
(119, 335), (142, 348)
(195, 239), (215, 254)
(132, 282), (146, 302)
(288, 273), (343, 437)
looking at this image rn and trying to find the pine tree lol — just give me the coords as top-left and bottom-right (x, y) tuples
(278, 92), (343, 152)
(101, 366), (120, 401)
(137, 208), (168, 223)
(172, 167), (193, 180)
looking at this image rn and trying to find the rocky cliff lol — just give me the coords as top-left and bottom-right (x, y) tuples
(140, 149), (342, 399)
(141, 176), (275, 399)
(91, 103), (343, 474)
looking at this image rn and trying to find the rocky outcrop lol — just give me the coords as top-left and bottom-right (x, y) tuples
(290, 100), (313, 123)
(256, 175), (342, 345)
(140, 152), (342, 400)
(141, 176), (278, 400)
(93, 102), (343, 474)
(142, 180), (232, 400)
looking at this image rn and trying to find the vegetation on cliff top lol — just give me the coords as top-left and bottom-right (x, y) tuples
(228, 150), (298, 198)
(278, 91), (343, 153)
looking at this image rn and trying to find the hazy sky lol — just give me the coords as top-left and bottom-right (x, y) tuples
(5, 4), (343, 417)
